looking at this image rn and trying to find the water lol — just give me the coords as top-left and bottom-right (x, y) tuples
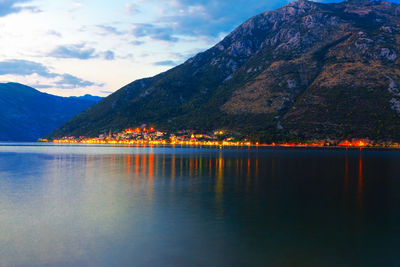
(0, 143), (399, 266)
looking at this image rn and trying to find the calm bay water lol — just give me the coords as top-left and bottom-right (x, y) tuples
(0, 143), (399, 266)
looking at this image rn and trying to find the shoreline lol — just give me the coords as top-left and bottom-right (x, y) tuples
(35, 141), (400, 151)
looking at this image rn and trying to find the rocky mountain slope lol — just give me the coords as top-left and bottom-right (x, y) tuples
(0, 83), (100, 141)
(49, 0), (400, 142)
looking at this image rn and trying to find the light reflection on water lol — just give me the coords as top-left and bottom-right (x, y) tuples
(0, 143), (399, 266)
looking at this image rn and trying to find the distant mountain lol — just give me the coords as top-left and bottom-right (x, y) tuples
(48, 0), (400, 142)
(0, 83), (99, 141)
(69, 94), (103, 102)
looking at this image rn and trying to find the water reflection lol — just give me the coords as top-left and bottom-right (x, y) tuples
(134, 153), (139, 184)
(215, 153), (224, 219)
(171, 154), (175, 180)
(357, 152), (364, 211)
(1, 145), (399, 266)
(344, 153), (349, 193)
(74, 149), (370, 217)
(147, 153), (154, 201)
(100, 150), (269, 209)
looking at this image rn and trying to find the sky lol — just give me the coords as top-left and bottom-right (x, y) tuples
(0, 0), (389, 97)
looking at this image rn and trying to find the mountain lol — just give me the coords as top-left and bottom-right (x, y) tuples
(48, 0), (400, 142)
(69, 94), (103, 102)
(0, 83), (99, 141)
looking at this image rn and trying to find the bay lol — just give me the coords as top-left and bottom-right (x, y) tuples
(0, 143), (399, 266)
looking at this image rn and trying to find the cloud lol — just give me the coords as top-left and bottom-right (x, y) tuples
(131, 40), (145, 46)
(55, 74), (96, 89)
(48, 44), (97, 60)
(132, 23), (179, 42)
(47, 44), (115, 60)
(95, 25), (125, 36)
(47, 30), (62, 37)
(125, 0), (307, 42)
(30, 84), (53, 89)
(0, 0), (40, 17)
(153, 60), (178, 66)
(69, 1), (83, 12)
(125, 2), (140, 15)
(102, 50), (115, 60)
(0, 59), (56, 77)
(0, 59), (99, 89)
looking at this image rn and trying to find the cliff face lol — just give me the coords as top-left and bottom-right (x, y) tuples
(49, 0), (400, 142)
(0, 83), (98, 141)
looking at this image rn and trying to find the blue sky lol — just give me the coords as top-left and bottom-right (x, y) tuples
(0, 0), (392, 96)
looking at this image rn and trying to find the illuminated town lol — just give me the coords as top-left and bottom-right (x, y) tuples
(46, 127), (252, 146)
(42, 126), (400, 148)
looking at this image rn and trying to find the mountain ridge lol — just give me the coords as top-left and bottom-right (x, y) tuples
(69, 94), (103, 102)
(48, 0), (400, 142)
(0, 83), (100, 141)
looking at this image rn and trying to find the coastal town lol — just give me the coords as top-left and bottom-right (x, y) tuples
(42, 126), (400, 148)
(46, 127), (252, 146)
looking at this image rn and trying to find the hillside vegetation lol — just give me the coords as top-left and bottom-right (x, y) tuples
(49, 0), (400, 142)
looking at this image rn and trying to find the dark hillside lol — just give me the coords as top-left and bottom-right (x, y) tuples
(0, 83), (98, 141)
